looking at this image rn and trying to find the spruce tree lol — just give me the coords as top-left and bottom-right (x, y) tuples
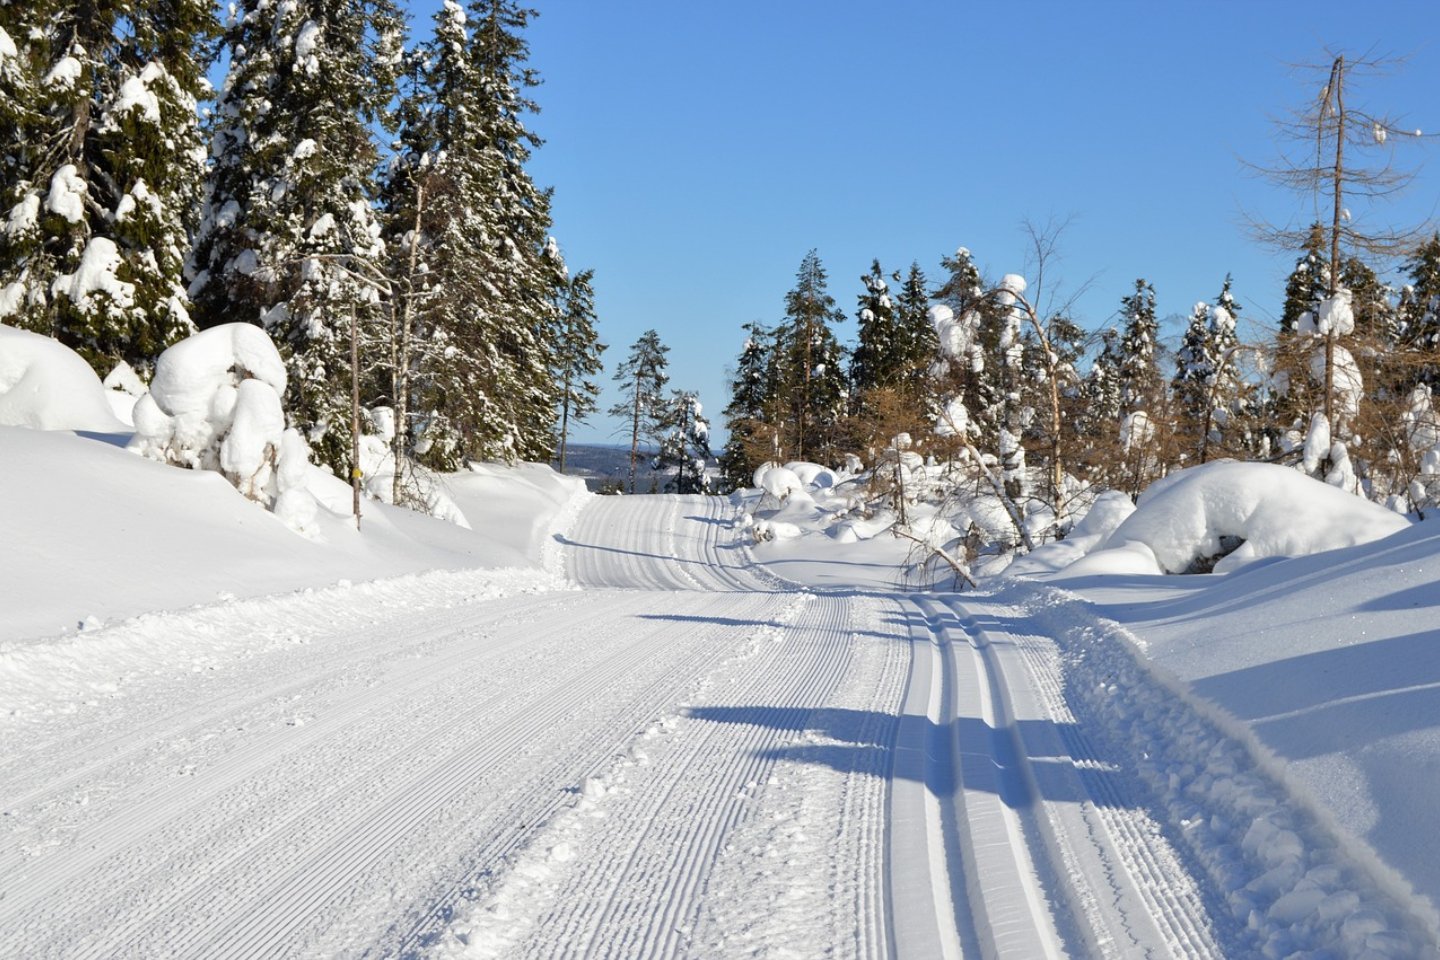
(775, 250), (848, 464)
(189, 0), (402, 472)
(1173, 277), (1243, 463)
(1117, 279), (1161, 416)
(654, 390), (712, 494)
(466, 0), (567, 462)
(850, 259), (901, 399)
(894, 261), (939, 393)
(720, 322), (777, 490)
(552, 268), (605, 471)
(1399, 234), (1440, 388)
(610, 329), (670, 493)
(0, 0), (216, 376)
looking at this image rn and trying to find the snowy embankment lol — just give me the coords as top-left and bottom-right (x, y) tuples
(0, 321), (590, 641)
(0, 424), (587, 644)
(1046, 522), (1440, 943)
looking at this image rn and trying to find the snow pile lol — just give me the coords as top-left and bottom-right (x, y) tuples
(1065, 461), (1408, 577)
(0, 325), (128, 432)
(129, 323), (321, 533)
(1005, 490), (1135, 577)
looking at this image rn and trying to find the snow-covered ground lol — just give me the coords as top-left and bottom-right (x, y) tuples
(6, 414), (1440, 956)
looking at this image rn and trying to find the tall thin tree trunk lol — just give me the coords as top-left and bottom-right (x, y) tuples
(1325, 54), (1345, 434)
(559, 371), (572, 472)
(628, 374), (641, 493)
(393, 182), (424, 506)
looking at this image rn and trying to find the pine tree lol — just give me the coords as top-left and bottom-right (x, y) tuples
(610, 329), (670, 493)
(1399, 233), (1440, 388)
(850, 259), (904, 394)
(720, 322), (777, 490)
(189, 0), (402, 472)
(552, 268), (605, 471)
(894, 261), (939, 394)
(1117, 279), (1161, 416)
(654, 390), (712, 494)
(775, 250), (848, 464)
(0, 0), (216, 376)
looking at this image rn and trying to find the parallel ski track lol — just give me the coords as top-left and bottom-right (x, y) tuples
(521, 595), (853, 959)
(951, 597), (1225, 959)
(2, 591), (792, 957)
(909, 595), (1068, 960)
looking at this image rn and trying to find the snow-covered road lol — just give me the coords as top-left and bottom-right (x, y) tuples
(4, 494), (1436, 957)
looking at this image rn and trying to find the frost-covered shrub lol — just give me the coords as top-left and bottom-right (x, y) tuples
(129, 323), (320, 533)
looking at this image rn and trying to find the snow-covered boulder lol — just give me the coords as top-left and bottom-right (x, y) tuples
(1065, 461), (1409, 576)
(0, 325), (128, 432)
(129, 323), (320, 534)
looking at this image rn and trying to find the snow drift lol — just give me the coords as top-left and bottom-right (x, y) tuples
(1064, 461), (1409, 576)
(0, 325), (128, 432)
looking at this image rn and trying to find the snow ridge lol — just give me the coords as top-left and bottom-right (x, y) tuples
(1011, 583), (1440, 958)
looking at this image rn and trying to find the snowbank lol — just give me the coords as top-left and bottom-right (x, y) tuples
(1064, 461), (1409, 576)
(0, 325), (128, 432)
(0, 425), (587, 643)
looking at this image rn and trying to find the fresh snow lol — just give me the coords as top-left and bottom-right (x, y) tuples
(6, 387), (1440, 957)
(1063, 460), (1409, 576)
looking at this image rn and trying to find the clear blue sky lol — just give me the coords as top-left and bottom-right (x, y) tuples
(411, 0), (1440, 446)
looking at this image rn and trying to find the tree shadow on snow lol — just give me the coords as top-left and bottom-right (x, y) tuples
(687, 704), (1139, 810)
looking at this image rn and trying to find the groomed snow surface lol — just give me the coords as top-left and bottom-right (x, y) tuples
(5, 394), (1440, 956)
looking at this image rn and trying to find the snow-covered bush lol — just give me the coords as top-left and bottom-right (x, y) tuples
(1066, 461), (1409, 576)
(129, 323), (320, 534)
(0, 325), (128, 432)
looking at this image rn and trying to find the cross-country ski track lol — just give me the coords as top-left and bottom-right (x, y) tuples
(4, 494), (1437, 958)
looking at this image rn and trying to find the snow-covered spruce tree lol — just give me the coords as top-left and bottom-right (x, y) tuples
(188, 0), (402, 474)
(849, 260), (897, 396)
(775, 249), (848, 464)
(1173, 276), (1245, 464)
(0, 0), (216, 376)
(933, 246), (1003, 443)
(380, 0), (565, 470)
(1116, 278), (1161, 415)
(609, 329), (669, 493)
(463, 0), (567, 463)
(1399, 233), (1440, 390)
(654, 390), (711, 494)
(720, 321), (777, 491)
(894, 262), (939, 394)
(848, 260), (933, 464)
(551, 267), (605, 472)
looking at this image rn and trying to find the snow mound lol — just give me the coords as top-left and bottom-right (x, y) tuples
(1067, 461), (1409, 576)
(129, 323), (319, 534)
(0, 325), (128, 432)
(1006, 490), (1136, 577)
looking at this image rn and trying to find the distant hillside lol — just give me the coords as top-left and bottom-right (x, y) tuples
(556, 443), (666, 493)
